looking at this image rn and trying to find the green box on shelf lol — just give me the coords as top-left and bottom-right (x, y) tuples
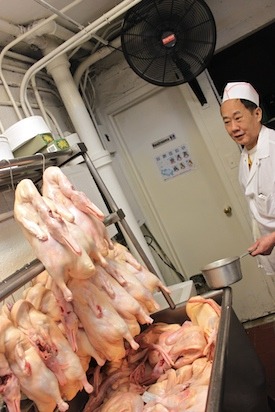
(13, 133), (54, 157)
(46, 138), (70, 153)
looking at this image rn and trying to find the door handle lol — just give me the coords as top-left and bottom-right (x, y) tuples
(224, 206), (232, 216)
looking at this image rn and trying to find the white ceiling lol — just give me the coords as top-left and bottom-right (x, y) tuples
(0, 0), (123, 58)
(0, 0), (120, 26)
(0, 0), (274, 62)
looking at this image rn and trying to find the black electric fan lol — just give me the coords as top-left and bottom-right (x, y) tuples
(121, 0), (217, 88)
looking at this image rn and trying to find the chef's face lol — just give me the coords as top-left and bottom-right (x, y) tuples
(220, 99), (262, 150)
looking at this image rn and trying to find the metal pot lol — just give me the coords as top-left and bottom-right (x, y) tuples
(201, 252), (250, 289)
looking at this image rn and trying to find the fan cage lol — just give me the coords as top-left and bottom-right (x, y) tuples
(121, 0), (217, 86)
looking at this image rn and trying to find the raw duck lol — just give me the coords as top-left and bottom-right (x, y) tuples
(100, 391), (144, 412)
(9, 299), (93, 400)
(13, 179), (95, 302)
(108, 242), (142, 270)
(143, 383), (209, 412)
(125, 261), (171, 296)
(161, 321), (208, 368)
(186, 296), (221, 359)
(42, 166), (113, 261)
(90, 264), (154, 326)
(83, 297), (221, 412)
(0, 352), (21, 412)
(103, 258), (161, 314)
(0, 316), (69, 412)
(75, 327), (106, 371)
(23, 277), (79, 352)
(68, 277), (140, 362)
(41, 166), (105, 220)
(23, 281), (62, 322)
(10, 166), (220, 412)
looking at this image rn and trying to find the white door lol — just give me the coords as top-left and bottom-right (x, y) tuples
(106, 84), (275, 321)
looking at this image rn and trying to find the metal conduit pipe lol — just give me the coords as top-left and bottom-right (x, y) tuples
(19, 0), (142, 117)
(30, 76), (51, 128)
(2, 61), (59, 91)
(0, 18), (76, 45)
(0, 19), (22, 37)
(73, 36), (121, 87)
(0, 99), (64, 137)
(0, 20), (92, 56)
(0, 0), (83, 120)
(1, 64), (62, 102)
(33, 0), (85, 31)
(0, 63), (64, 133)
(24, 20), (93, 51)
(5, 51), (37, 65)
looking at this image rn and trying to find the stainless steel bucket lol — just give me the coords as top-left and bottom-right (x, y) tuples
(201, 252), (249, 289)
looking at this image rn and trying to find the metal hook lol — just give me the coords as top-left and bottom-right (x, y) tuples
(5, 159), (15, 191)
(35, 152), (46, 174)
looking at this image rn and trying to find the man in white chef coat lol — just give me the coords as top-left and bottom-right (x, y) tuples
(220, 81), (275, 275)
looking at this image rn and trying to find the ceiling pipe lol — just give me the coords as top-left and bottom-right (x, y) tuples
(44, 40), (103, 153)
(41, 37), (165, 282)
(23, 20), (93, 52)
(0, 17), (93, 52)
(19, 0), (143, 117)
(0, 19), (21, 37)
(33, 0), (85, 31)
(0, 0), (83, 120)
(74, 36), (121, 87)
(30, 76), (51, 129)
(5, 50), (37, 65)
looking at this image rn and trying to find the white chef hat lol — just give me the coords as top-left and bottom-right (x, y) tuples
(222, 82), (259, 106)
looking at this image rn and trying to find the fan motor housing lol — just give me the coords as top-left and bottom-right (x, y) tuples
(161, 32), (177, 48)
(121, 0), (217, 87)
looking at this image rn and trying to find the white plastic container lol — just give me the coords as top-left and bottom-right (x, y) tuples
(63, 132), (83, 165)
(65, 132), (81, 147)
(152, 280), (197, 312)
(4, 116), (51, 151)
(0, 135), (14, 161)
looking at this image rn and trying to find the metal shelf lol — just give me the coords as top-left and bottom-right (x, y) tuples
(0, 143), (175, 309)
(0, 149), (74, 192)
(0, 259), (44, 302)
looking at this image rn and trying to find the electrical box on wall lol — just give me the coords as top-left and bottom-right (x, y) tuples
(97, 125), (117, 154)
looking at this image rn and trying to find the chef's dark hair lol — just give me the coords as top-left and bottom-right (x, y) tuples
(240, 99), (258, 112)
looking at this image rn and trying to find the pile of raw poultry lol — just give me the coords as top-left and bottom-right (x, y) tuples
(0, 166), (221, 412)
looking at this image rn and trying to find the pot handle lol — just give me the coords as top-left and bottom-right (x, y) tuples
(240, 251), (251, 259)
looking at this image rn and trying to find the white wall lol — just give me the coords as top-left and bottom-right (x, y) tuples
(0, 219), (35, 280)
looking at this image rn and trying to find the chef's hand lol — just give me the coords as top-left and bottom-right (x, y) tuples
(248, 233), (275, 256)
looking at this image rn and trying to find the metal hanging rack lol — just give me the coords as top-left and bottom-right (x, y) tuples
(0, 149), (74, 191)
(0, 143), (175, 309)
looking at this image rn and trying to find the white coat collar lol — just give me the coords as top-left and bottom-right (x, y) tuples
(240, 125), (269, 164)
(239, 126), (268, 184)
(254, 125), (270, 159)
